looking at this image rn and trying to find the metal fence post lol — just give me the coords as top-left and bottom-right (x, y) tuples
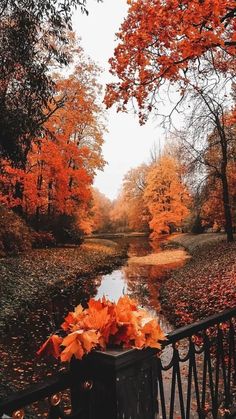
(70, 348), (158, 419)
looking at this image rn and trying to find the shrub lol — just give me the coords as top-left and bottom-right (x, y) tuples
(29, 214), (84, 245)
(50, 215), (83, 244)
(190, 214), (205, 234)
(31, 231), (56, 248)
(0, 205), (32, 256)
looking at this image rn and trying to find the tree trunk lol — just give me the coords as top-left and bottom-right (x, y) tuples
(218, 121), (234, 243)
(221, 173), (234, 242)
(14, 180), (23, 215)
(48, 180), (53, 216)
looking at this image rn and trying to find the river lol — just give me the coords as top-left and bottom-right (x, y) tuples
(1, 236), (186, 400)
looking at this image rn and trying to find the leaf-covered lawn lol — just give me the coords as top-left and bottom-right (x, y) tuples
(0, 240), (126, 334)
(0, 240), (126, 402)
(161, 234), (236, 327)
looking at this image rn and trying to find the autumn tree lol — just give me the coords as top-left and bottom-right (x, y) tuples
(90, 189), (112, 233)
(200, 118), (236, 230)
(105, 0), (235, 241)
(122, 165), (150, 232)
(174, 87), (236, 240)
(110, 192), (130, 233)
(0, 0), (101, 167)
(105, 0), (235, 120)
(109, 164), (150, 233)
(111, 154), (191, 237)
(144, 155), (191, 239)
(0, 42), (106, 239)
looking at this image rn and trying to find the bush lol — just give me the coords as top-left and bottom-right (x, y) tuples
(31, 231), (56, 248)
(0, 205), (32, 256)
(190, 214), (205, 234)
(29, 214), (84, 245)
(50, 215), (83, 244)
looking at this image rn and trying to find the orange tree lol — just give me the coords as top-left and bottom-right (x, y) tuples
(105, 0), (236, 241)
(0, 0), (102, 167)
(122, 165), (150, 232)
(109, 165), (150, 233)
(90, 189), (112, 233)
(105, 0), (235, 119)
(0, 42), (106, 238)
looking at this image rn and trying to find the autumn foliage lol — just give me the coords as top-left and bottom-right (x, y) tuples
(105, 0), (236, 120)
(90, 189), (112, 233)
(162, 239), (236, 327)
(111, 153), (191, 237)
(0, 205), (32, 256)
(104, 0), (236, 241)
(144, 156), (191, 238)
(0, 38), (105, 239)
(37, 296), (166, 362)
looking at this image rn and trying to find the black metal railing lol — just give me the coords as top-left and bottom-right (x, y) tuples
(159, 306), (236, 418)
(0, 306), (236, 419)
(0, 370), (91, 419)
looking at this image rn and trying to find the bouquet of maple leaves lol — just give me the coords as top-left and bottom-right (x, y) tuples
(37, 296), (166, 362)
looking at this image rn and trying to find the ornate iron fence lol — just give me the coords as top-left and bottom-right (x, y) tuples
(0, 306), (236, 418)
(158, 306), (236, 418)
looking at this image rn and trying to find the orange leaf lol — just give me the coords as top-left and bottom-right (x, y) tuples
(37, 335), (63, 359)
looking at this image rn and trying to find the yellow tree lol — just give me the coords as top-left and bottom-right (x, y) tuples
(144, 155), (191, 239)
(109, 193), (130, 233)
(91, 189), (112, 233)
(122, 165), (150, 232)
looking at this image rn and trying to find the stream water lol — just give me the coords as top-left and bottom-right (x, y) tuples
(94, 236), (174, 333)
(1, 236), (185, 402)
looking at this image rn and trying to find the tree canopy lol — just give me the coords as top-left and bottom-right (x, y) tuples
(105, 0), (236, 121)
(0, 38), (106, 238)
(105, 0), (235, 241)
(0, 0), (101, 166)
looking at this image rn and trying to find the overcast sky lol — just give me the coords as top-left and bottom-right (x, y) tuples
(73, 0), (166, 200)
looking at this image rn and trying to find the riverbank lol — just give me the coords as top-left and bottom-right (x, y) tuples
(0, 239), (127, 400)
(0, 239), (127, 335)
(161, 233), (236, 327)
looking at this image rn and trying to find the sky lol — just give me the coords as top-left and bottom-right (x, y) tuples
(72, 0), (166, 200)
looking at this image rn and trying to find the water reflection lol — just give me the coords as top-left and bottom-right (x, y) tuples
(94, 237), (182, 333)
(1, 236), (184, 395)
(95, 262), (173, 333)
(96, 270), (127, 301)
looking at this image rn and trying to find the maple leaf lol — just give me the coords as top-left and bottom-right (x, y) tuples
(83, 306), (110, 329)
(38, 296), (166, 362)
(61, 339), (84, 362)
(61, 330), (100, 361)
(115, 296), (138, 324)
(36, 335), (63, 359)
(61, 312), (78, 331)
